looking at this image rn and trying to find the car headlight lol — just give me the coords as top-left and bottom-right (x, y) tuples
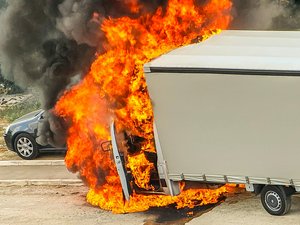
(4, 126), (10, 134)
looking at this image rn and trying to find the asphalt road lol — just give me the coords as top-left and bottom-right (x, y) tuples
(1, 185), (300, 225)
(0, 165), (77, 180)
(0, 162), (81, 186)
(1, 160), (300, 224)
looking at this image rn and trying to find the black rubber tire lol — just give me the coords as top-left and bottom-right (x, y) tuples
(261, 185), (291, 216)
(14, 133), (39, 160)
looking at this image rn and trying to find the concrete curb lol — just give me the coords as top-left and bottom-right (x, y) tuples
(0, 179), (83, 186)
(0, 160), (65, 166)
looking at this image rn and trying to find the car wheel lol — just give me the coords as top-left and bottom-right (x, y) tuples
(261, 185), (291, 216)
(14, 133), (39, 160)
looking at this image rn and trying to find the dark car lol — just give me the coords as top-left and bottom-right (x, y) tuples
(3, 110), (66, 160)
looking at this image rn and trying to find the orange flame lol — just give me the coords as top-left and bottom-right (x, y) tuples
(55, 0), (234, 213)
(87, 184), (240, 214)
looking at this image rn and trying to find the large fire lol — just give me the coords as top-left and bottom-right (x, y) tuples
(55, 0), (235, 214)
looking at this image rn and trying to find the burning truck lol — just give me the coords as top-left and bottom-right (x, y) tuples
(3, 0), (300, 218)
(55, 0), (235, 214)
(52, 0), (300, 216)
(104, 30), (300, 216)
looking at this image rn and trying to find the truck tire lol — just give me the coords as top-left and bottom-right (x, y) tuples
(260, 185), (291, 216)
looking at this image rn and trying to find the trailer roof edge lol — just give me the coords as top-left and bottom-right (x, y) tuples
(148, 67), (300, 76)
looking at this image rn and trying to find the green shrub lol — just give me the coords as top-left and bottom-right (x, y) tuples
(0, 100), (41, 122)
(0, 75), (24, 95)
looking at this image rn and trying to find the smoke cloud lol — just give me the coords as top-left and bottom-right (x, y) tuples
(0, 0), (165, 147)
(231, 0), (300, 30)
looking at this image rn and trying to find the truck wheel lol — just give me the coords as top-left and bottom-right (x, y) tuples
(261, 185), (291, 216)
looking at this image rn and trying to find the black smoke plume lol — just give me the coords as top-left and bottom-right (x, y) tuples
(0, 0), (166, 147)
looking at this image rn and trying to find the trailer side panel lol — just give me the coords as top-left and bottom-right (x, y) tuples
(146, 72), (300, 181)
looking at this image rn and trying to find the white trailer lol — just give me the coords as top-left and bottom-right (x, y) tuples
(108, 30), (300, 215)
(142, 30), (300, 216)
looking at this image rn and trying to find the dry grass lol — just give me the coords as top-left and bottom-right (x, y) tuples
(0, 118), (19, 160)
(0, 99), (41, 122)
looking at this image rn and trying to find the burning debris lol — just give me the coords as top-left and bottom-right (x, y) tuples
(0, 0), (299, 214)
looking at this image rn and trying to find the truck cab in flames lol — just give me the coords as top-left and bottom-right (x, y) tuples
(109, 30), (300, 216)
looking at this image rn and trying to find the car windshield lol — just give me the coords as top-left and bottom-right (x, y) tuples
(12, 109), (43, 123)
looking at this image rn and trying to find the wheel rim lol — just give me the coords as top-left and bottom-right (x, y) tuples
(265, 190), (282, 212)
(16, 137), (34, 158)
